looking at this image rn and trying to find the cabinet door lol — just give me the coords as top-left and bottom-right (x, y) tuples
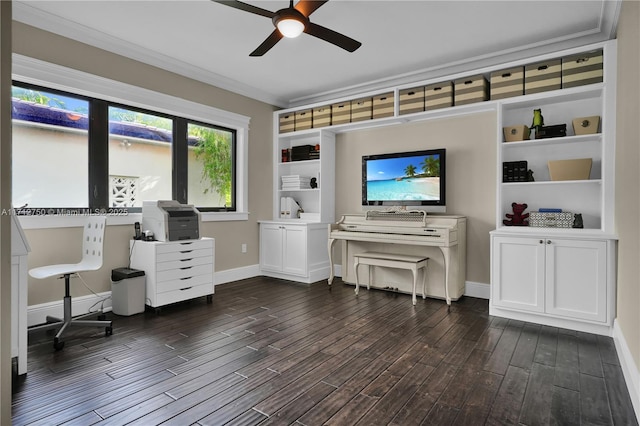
(282, 225), (307, 276)
(491, 235), (545, 312)
(545, 239), (607, 322)
(260, 224), (284, 272)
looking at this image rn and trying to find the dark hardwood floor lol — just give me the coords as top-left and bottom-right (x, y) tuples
(12, 276), (638, 425)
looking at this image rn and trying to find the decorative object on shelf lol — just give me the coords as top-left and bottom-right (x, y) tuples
(548, 158), (592, 181)
(530, 211), (574, 228)
(503, 202), (529, 226)
(572, 116), (600, 135)
(531, 108), (544, 137)
(281, 148), (290, 163)
(503, 125), (530, 142)
(536, 124), (567, 139)
(573, 213), (584, 228)
(291, 144), (316, 161)
(310, 177), (317, 189)
(527, 169), (535, 182)
(502, 161), (528, 182)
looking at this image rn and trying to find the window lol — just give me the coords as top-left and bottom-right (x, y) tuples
(187, 122), (235, 209)
(108, 106), (173, 206)
(11, 87), (89, 208)
(10, 75), (247, 221)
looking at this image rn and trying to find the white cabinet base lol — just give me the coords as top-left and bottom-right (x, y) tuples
(491, 232), (616, 336)
(259, 221), (330, 284)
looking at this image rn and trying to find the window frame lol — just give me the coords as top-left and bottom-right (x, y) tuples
(12, 54), (250, 229)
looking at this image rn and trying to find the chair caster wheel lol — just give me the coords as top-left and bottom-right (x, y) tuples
(53, 338), (65, 351)
(105, 326), (113, 336)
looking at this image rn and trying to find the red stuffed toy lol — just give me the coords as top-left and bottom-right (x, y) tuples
(503, 202), (529, 226)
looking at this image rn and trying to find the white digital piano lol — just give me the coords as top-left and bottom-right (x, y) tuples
(328, 211), (466, 304)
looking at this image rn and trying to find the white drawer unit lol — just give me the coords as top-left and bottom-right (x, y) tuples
(130, 237), (215, 309)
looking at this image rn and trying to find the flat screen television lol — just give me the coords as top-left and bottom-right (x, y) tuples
(362, 148), (446, 213)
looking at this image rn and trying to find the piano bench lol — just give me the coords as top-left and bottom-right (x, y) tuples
(353, 252), (429, 306)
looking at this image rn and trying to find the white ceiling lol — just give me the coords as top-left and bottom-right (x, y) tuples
(13, 0), (620, 108)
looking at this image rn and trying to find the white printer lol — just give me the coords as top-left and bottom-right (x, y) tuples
(142, 200), (201, 241)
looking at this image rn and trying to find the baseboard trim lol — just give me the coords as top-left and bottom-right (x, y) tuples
(27, 291), (112, 327)
(613, 319), (640, 421)
(464, 281), (490, 299)
(215, 264), (260, 285)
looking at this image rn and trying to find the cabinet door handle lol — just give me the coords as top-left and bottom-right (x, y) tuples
(539, 240), (544, 244)
(547, 240), (552, 244)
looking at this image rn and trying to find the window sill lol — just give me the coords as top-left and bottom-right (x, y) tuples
(17, 211), (249, 230)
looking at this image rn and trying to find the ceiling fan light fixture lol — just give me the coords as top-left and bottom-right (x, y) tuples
(276, 17), (305, 38)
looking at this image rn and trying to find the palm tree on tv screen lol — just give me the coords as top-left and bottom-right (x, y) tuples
(420, 156), (440, 177)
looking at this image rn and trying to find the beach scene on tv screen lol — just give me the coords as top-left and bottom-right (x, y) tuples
(366, 154), (441, 201)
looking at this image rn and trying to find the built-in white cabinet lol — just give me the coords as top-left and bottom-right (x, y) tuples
(259, 221), (330, 283)
(491, 40), (617, 335)
(491, 234), (613, 332)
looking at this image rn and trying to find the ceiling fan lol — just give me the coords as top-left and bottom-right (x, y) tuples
(212, 0), (362, 56)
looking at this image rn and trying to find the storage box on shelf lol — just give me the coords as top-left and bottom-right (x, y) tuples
(454, 75), (488, 106)
(425, 82), (453, 110)
(350, 97), (373, 123)
(562, 49), (603, 89)
(524, 59), (562, 94)
(312, 105), (331, 128)
(399, 86), (425, 115)
(572, 115), (600, 135)
(279, 112), (295, 133)
(372, 92), (395, 119)
(491, 66), (524, 100)
(295, 109), (313, 131)
(331, 101), (351, 125)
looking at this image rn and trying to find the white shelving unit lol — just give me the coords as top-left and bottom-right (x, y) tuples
(490, 40), (617, 335)
(262, 40), (618, 298)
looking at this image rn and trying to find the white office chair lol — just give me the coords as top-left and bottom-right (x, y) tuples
(29, 215), (113, 350)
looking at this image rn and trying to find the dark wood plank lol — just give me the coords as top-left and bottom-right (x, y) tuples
(580, 373), (614, 425)
(483, 322), (523, 375)
(550, 386), (580, 426)
(554, 330), (580, 391)
(519, 362), (556, 425)
(577, 331), (605, 377)
(485, 365), (529, 425)
(602, 363), (639, 425)
(258, 381), (336, 425)
(509, 323), (540, 370)
(534, 325), (558, 366)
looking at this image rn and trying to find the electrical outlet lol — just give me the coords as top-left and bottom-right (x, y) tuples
(241, 243), (247, 253)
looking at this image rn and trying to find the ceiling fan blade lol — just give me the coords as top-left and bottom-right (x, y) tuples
(294, 0), (328, 17)
(250, 29), (284, 56)
(304, 22), (361, 52)
(211, 0), (275, 18)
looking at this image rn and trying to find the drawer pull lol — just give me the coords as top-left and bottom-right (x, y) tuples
(180, 276), (192, 280)
(180, 287), (193, 291)
(180, 258), (193, 262)
(180, 242), (193, 246)
(180, 250), (193, 254)
(180, 266), (193, 270)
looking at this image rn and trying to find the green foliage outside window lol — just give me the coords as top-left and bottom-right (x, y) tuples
(190, 124), (233, 206)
